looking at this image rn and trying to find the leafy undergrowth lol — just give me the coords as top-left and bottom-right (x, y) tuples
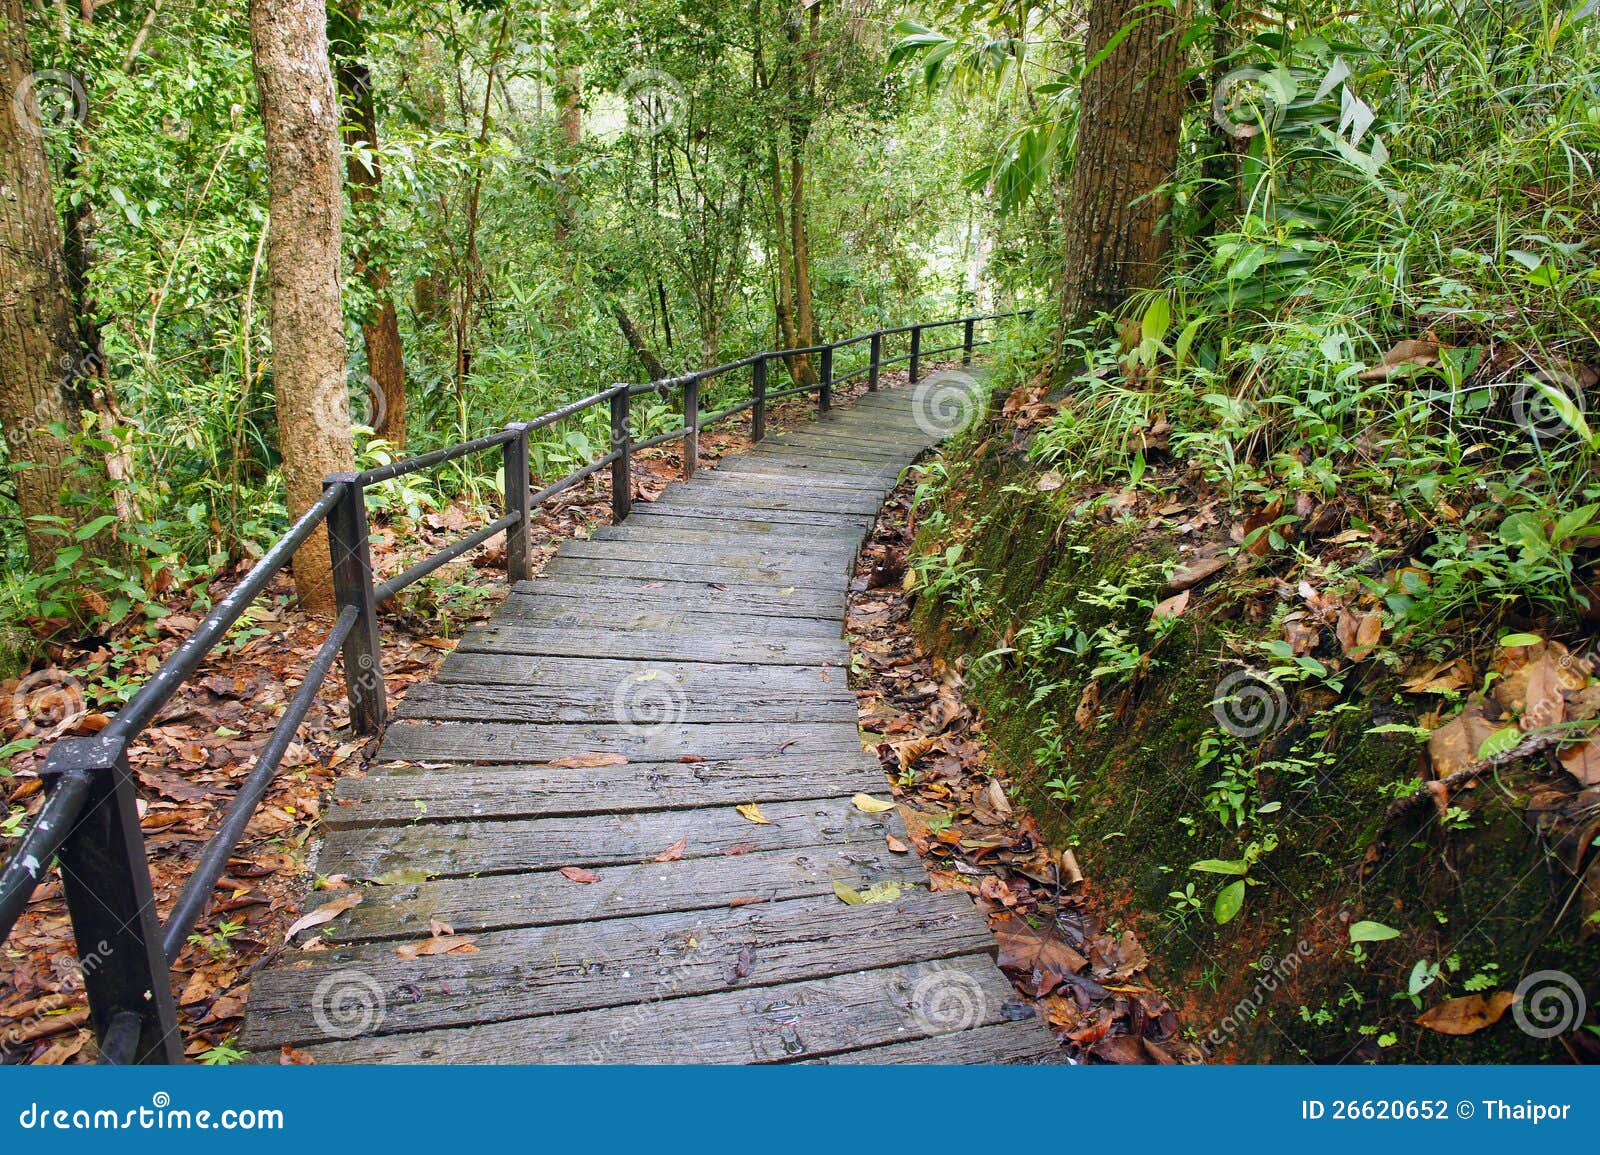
(849, 475), (1197, 1064)
(902, 375), (1600, 1062)
(0, 384), (860, 1065)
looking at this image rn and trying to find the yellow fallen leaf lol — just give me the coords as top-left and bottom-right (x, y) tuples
(832, 880), (864, 905)
(852, 793), (896, 814)
(735, 803), (772, 825)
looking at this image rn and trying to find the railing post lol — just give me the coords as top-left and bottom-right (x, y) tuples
(683, 376), (699, 479)
(868, 332), (881, 392)
(752, 356), (767, 442)
(818, 345), (833, 412)
(325, 474), (386, 734)
(610, 384), (632, 522)
(963, 318), (976, 364)
(41, 735), (182, 1064)
(502, 422), (531, 584)
(909, 326), (922, 384)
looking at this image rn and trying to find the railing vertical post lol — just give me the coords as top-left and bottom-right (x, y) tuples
(909, 326), (922, 384)
(818, 345), (833, 412)
(325, 474), (386, 734)
(42, 735), (182, 1064)
(963, 318), (976, 364)
(682, 376), (699, 479)
(502, 422), (531, 584)
(610, 385), (632, 522)
(868, 332), (881, 392)
(752, 355), (767, 442)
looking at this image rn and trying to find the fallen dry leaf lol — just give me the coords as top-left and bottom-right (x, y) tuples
(852, 792), (896, 814)
(1416, 991), (1516, 1035)
(735, 802), (772, 824)
(652, 837), (688, 863)
(395, 935), (479, 959)
(283, 892), (362, 942)
(559, 866), (600, 883)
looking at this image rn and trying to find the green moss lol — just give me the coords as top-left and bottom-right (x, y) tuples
(908, 421), (1600, 1063)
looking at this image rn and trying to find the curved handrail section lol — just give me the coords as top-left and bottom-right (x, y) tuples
(0, 307), (1033, 1064)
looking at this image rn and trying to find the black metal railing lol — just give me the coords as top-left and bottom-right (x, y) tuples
(0, 308), (1030, 1064)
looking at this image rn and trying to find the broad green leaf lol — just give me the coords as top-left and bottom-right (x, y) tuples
(1215, 880), (1246, 924)
(1349, 920), (1400, 943)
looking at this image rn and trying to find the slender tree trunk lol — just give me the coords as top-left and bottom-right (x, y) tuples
(612, 303), (665, 380)
(332, 0), (406, 448)
(1059, 0), (1188, 328)
(0, 0), (114, 567)
(249, 0), (354, 615)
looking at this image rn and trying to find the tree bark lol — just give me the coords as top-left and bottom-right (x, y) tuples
(612, 303), (666, 380)
(1059, 0), (1188, 328)
(249, 0), (354, 615)
(331, 0), (406, 449)
(0, 0), (114, 567)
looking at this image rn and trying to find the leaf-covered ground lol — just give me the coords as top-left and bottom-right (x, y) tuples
(848, 473), (1196, 1063)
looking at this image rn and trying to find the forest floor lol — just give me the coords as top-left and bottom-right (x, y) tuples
(0, 378), (887, 1065)
(849, 475), (1194, 1063)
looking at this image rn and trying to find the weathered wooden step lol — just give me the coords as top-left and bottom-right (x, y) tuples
(378, 717), (864, 765)
(319, 794), (897, 878)
(276, 952), (1019, 1064)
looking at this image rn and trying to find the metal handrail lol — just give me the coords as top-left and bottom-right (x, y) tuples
(0, 306), (1033, 1064)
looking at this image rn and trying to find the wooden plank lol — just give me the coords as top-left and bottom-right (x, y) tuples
(497, 581), (847, 622)
(377, 717), (865, 765)
(801, 1020), (1063, 1065)
(588, 523), (863, 547)
(395, 678), (852, 724)
(302, 838), (924, 944)
(450, 623), (847, 666)
(624, 501), (876, 529)
(432, 654), (846, 696)
(555, 539), (854, 579)
(278, 952), (1017, 1064)
(541, 555), (851, 590)
(319, 793), (899, 878)
(242, 891), (984, 1049)
(650, 488), (884, 516)
(487, 600), (846, 639)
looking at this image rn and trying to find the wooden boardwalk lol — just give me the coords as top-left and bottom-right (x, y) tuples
(241, 383), (1061, 1064)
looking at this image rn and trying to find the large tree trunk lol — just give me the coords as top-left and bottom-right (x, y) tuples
(1059, 0), (1188, 328)
(331, 0), (407, 449)
(612, 303), (666, 380)
(249, 0), (354, 616)
(0, 0), (114, 567)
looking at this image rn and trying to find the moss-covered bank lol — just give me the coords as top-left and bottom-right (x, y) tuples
(910, 412), (1599, 1063)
